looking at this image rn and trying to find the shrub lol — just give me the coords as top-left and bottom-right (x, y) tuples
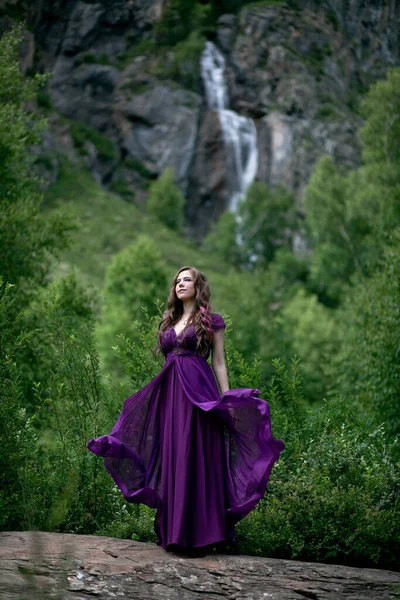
(74, 51), (111, 67)
(237, 390), (400, 570)
(0, 279), (40, 529)
(166, 31), (206, 92)
(70, 121), (117, 161)
(276, 288), (339, 403)
(36, 89), (53, 110)
(29, 277), (116, 533)
(110, 175), (135, 201)
(125, 158), (154, 180)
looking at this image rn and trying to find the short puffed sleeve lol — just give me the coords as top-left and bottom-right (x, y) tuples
(212, 312), (226, 331)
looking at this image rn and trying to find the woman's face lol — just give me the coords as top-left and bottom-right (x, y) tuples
(175, 269), (195, 301)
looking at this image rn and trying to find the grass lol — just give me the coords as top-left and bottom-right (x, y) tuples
(43, 158), (236, 295)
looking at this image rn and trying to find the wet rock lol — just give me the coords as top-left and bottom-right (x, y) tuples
(186, 109), (231, 240)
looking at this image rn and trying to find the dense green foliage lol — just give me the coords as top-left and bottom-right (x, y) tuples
(0, 26), (76, 299)
(1, 22), (400, 572)
(333, 240), (400, 435)
(0, 279), (39, 528)
(96, 235), (169, 379)
(147, 167), (185, 231)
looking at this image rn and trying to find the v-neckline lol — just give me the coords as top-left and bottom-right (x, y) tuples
(172, 322), (191, 338)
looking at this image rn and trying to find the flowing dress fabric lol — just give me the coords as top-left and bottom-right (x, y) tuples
(88, 313), (285, 550)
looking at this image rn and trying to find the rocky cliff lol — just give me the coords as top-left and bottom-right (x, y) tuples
(3, 0), (399, 239)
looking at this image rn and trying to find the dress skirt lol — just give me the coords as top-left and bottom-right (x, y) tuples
(88, 318), (285, 550)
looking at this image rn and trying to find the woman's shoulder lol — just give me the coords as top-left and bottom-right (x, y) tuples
(211, 312), (226, 331)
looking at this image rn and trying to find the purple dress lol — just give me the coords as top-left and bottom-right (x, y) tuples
(88, 313), (285, 550)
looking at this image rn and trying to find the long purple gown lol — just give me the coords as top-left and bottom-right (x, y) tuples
(88, 313), (285, 550)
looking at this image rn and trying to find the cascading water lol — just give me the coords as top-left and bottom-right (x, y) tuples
(200, 41), (258, 213)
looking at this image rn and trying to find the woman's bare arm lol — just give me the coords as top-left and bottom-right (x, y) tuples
(211, 328), (229, 394)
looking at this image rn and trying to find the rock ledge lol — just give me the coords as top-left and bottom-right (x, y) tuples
(0, 531), (399, 599)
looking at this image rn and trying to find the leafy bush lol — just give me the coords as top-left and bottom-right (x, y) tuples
(155, 0), (198, 46)
(36, 89), (53, 110)
(96, 495), (158, 543)
(0, 279), (40, 529)
(110, 175), (135, 201)
(29, 277), (117, 533)
(237, 387), (400, 570)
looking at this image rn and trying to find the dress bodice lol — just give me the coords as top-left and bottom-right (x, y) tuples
(160, 313), (226, 360)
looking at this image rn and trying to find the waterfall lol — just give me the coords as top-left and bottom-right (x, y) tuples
(200, 41), (258, 213)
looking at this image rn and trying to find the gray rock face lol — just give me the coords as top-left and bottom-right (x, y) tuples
(186, 109), (231, 240)
(19, 0), (400, 237)
(115, 74), (202, 189)
(221, 4), (365, 203)
(326, 0), (399, 69)
(50, 59), (121, 129)
(1, 531), (399, 600)
(216, 14), (237, 53)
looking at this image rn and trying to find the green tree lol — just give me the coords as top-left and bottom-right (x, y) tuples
(203, 210), (242, 267)
(155, 0), (195, 45)
(147, 167), (185, 231)
(238, 182), (299, 270)
(0, 25), (76, 299)
(333, 237), (400, 435)
(359, 67), (400, 165)
(276, 288), (339, 403)
(97, 235), (168, 378)
(303, 68), (400, 305)
(302, 156), (368, 305)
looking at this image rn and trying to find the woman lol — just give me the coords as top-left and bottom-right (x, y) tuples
(88, 265), (285, 555)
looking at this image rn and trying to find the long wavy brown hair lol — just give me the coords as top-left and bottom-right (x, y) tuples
(153, 265), (214, 357)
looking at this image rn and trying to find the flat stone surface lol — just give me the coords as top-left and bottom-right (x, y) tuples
(0, 532), (399, 600)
